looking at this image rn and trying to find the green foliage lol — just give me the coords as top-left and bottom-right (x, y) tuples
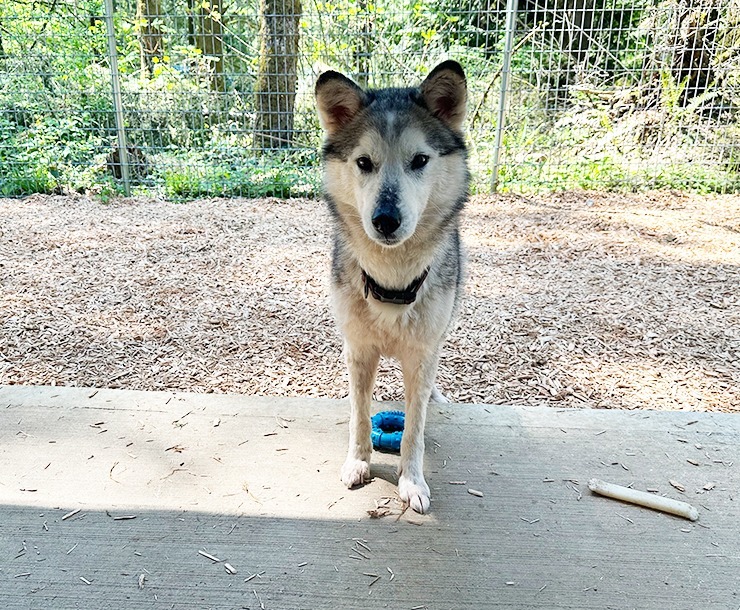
(0, 108), (110, 195)
(1, 0), (739, 199)
(162, 153), (321, 199)
(1, 167), (57, 197)
(659, 69), (690, 115)
(490, 155), (740, 195)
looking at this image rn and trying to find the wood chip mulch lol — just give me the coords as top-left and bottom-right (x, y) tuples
(1, 191), (738, 412)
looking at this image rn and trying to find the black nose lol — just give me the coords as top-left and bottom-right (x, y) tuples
(372, 208), (401, 237)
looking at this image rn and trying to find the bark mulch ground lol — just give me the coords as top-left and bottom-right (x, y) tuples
(1, 191), (738, 412)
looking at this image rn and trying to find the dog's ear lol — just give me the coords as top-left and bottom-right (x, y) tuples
(315, 71), (366, 135)
(420, 60), (467, 131)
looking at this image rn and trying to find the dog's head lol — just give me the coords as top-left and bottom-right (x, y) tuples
(316, 61), (468, 247)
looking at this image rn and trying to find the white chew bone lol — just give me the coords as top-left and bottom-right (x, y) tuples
(587, 478), (699, 521)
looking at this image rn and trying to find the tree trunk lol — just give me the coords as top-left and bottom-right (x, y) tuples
(137, 0), (163, 77)
(559, 0), (594, 68)
(669, 1), (719, 106)
(353, 0), (372, 88)
(254, 0), (302, 150)
(194, 0), (225, 91)
(187, 0), (196, 47)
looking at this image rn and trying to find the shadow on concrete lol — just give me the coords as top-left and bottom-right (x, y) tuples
(2, 386), (740, 609)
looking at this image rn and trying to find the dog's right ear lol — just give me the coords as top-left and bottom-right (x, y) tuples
(315, 71), (366, 135)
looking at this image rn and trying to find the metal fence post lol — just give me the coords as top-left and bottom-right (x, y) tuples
(491, 0), (518, 193)
(103, 0), (131, 196)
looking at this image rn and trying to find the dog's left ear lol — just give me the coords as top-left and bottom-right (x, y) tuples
(315, 71), (367, 136)
(420, 60), (467, 131)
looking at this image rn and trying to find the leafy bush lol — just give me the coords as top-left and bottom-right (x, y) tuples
(161, 152), (321, 199)
(1, 0), (738, 198)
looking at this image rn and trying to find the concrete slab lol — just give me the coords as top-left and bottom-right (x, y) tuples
(1, 385), (739, 610)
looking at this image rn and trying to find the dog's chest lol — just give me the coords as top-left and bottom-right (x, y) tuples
(334, 285), (453, 358)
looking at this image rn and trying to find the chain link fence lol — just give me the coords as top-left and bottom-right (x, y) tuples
(1, 0), (738, 198)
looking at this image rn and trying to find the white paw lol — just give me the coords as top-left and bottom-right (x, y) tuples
(341, 458), (371, 488)
(398, 474), (431, 514)
(430, 386), (450, 404)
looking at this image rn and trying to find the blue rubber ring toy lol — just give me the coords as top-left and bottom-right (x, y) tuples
(371, 410), (405, 452)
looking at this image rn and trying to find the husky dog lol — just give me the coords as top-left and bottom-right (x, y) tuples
(315, 61), (469, 513)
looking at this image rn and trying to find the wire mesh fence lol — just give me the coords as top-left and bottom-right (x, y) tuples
(1, 0), (738, 198)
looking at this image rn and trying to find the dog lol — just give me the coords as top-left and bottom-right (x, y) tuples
(315, 61), (469, 513)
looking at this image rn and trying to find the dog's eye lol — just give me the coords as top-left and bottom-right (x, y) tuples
(411, 154), (430, 171)
(356, 156), (374, 173)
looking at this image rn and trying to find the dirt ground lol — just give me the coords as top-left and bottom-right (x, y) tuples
(1, 191), (738, 412)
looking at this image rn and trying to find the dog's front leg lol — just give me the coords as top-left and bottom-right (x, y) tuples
(341, 343), (380, 488)
(398, 349), (440, 514)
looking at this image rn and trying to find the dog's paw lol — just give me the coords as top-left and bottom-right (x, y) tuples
(398, 474), (431, 514)
(430, 386), (450, 404)
(341, 458), (371, 488)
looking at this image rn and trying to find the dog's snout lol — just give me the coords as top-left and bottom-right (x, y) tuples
(372, 185), (402, 238)
(372, 208), (401, 237)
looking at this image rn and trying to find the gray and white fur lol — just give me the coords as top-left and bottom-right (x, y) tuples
(315, 61), (469, 513)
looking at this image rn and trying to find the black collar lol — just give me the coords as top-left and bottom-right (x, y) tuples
(361, 268), (430, 305)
